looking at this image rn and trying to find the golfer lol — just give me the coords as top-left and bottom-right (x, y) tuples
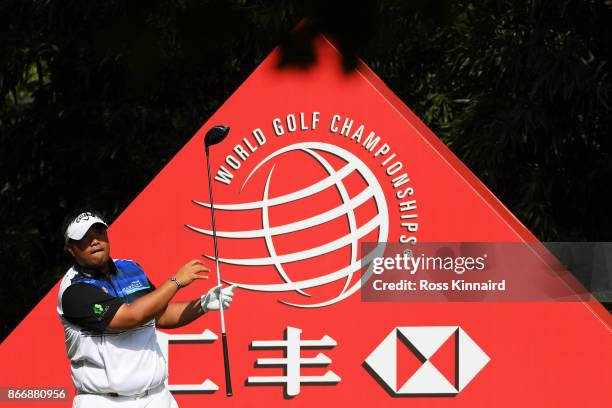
(56, 211), (235, 407)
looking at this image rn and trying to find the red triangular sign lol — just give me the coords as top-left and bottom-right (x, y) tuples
(1, 29), (610, 408)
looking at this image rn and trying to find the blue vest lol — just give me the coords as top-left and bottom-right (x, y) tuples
(70, 259), (152, 304)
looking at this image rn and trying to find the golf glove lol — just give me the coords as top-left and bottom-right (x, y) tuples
(200, 284), (235, 312)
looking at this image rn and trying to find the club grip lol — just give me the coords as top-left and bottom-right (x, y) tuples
(221, 333), (233, 396)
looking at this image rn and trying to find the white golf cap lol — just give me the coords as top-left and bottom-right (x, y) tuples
(64, 212), (108, 242)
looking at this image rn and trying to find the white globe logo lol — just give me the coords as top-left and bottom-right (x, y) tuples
(187, 142), (389, 308)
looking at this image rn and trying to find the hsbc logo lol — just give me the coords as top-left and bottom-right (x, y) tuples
(364, 326), (489, 396)
(157, 325), (489, 397)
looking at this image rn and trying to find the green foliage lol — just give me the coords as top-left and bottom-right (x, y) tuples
(365, 0), (612, 241)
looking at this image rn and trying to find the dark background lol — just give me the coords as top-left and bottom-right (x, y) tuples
(1, 0), (611, 342)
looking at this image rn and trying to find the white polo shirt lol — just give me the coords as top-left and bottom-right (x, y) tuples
(57, 260), (167, 396)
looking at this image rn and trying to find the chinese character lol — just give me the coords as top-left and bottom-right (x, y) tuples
(247, 326), (340, 396)
(156, 329), (219, 393)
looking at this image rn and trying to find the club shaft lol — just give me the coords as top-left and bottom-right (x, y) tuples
(205, 147), (226, 333)
(205, 146), (233, 396)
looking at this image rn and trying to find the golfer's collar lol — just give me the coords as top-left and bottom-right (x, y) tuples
(75, 259), (117, 278)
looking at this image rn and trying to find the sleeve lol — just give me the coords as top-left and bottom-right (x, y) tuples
(61, 284), (124, 331)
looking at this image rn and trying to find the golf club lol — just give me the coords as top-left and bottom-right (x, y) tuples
(204, 125), (233, 396)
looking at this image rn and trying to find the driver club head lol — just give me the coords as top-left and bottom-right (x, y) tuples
(205, 125), (230, 147)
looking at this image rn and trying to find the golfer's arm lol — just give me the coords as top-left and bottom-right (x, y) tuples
(155, 299), (205, 329)
(107, 280), (179, 330)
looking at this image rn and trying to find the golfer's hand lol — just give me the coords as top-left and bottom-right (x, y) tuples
(200, 284), (235, 312)
(174, 260), (210, 287)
